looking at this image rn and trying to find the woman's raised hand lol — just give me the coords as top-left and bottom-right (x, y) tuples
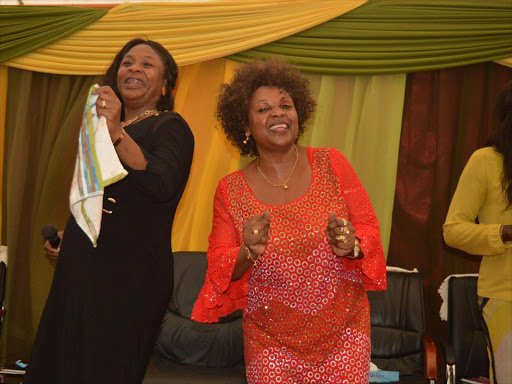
(92, 86), (123, 142)
(243, 211), (271, 259)
(327, 213), (356, 258)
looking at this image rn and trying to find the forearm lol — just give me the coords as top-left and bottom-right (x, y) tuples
(443, 221), (506, 256)
(231, 245), (255, 281)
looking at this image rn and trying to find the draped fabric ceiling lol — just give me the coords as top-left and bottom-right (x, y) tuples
(0, 0), (512, 362)
(1, 0), (366, 73)
(2, 0), (511, 75)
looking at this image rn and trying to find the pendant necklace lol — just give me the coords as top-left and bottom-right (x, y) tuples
(121, 109), (159, 128)
(257, 145), (298, 190)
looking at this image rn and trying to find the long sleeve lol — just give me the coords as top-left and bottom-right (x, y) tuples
(443, 149), (508, 256)
(191, 178), (250, 323)
(125, 113), (194, 203)
(329, 148), (387, 291)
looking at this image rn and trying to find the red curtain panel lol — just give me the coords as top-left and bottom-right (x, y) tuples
(388, 62), (512, 339)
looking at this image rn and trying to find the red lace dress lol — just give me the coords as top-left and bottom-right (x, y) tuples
(192, 147), (386, 383)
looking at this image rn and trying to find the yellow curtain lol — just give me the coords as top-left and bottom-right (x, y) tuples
(4, 0), (366, 75)
(0, 65), (7, 244)
(172, 59), (406, 256)
(496, 57), (512, 69)
(171, 59), (242, 251)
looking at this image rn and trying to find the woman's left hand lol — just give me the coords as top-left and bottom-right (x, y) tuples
(327, 213), (356, 257)
(92, 86), (123, 142)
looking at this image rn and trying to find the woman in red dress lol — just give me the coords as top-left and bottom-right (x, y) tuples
(192, 58), (386, 383)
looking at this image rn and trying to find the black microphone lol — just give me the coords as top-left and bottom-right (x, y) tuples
(41, 225), (61, 249)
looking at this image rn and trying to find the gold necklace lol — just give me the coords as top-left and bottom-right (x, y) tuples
(121, 109), (158, 128)
(257, 145), (298, 190)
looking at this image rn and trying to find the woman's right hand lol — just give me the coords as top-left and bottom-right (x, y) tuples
(243, 211), (271, 259)
(92, 86), (123, 142)
(44, 231), (63, 267)
(501, 225), (512, 243)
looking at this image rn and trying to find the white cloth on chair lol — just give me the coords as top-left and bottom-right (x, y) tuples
(386, 266), (418, 273)
(69, 84), (128, 247)
(438, 273), (479, 321)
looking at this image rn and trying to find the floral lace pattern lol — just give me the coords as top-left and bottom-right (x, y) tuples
(192, 147), (386, 382)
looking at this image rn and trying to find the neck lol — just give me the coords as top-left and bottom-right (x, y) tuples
(124, 105), (157, 122)
(257, 145), (298, 177)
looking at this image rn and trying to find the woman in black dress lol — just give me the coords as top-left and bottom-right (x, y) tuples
(24, 39), (194, 384)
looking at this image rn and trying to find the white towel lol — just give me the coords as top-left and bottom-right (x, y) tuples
(438, 273), (479, 321)
(69, 84), (128, 247)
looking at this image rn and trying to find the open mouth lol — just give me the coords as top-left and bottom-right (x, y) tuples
(125, 78), (144, 86)
(268, 123), (288, 131)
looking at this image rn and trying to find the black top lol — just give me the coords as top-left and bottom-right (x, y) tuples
(98, 111), (194, 250)
(24, 111), (194, 384)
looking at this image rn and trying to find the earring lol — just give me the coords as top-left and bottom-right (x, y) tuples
(162, 87), (167, 96)
(243, 132), (250, 145)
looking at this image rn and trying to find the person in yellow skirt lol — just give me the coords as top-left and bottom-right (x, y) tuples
(444, 81), (512, 384)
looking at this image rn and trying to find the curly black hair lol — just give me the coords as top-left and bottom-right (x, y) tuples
(487, 80), (512, 208)
(103, 38), (178, 120)
(216, 57), (317, 157)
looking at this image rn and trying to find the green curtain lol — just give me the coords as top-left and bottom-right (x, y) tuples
(0, 6), (107, 63)
(301, 73), (405, 256)
(1, 69), (101, 364)
(229, 0), (512, 75)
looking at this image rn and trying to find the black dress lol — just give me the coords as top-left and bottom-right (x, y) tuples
(24, 112), (194, 384)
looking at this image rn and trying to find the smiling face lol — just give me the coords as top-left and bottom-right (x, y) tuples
(247, 86), (299, 151)
(116, 44), (166, 110)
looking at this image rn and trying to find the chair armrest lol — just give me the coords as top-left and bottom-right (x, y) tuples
(423, 336), (438, 382)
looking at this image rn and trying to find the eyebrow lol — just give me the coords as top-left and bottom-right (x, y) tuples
(256, 96), (291, 103)
(123, 54), (156, 60)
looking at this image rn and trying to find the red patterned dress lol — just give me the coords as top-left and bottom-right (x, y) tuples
(192, 147), (386, 383)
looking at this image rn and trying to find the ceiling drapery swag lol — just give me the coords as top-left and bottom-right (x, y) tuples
(0, 6), (108, 63)
(229, 0), (512, 75)
(1, 0), (366, 75)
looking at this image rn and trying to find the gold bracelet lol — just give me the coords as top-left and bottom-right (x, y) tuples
(499, 225), (504, 242)
(345, 238), (361, 260)
(113, 128), (126, 147)
(245, 245), (259, 264)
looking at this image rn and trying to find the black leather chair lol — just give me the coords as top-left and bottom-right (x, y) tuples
(0, 260), (10, 381)
(368, 270), (438, 384)
(143, 251), (246, 384)
(444, 275), (489, 384)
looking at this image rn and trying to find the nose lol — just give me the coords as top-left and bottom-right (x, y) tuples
(128, 62), (142, 72)
(270, 107), (285, 117)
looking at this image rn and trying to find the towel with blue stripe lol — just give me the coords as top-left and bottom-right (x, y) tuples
(69, 84), (128, 247)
